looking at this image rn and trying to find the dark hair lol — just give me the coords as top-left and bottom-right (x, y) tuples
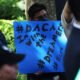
(28, 3), (47, 19)
(68, 0), (80, 21)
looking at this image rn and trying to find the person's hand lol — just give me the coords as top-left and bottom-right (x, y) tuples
(34, 71), (43, 75)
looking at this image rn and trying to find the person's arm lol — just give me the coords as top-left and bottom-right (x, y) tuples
(61, 1), (73, 38)
(61, 1), (73, 25)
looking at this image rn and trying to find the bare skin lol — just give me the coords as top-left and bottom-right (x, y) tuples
(0, 64), (18, 80)
(62, 1), (73, 23)
(30, 9), (47, 20)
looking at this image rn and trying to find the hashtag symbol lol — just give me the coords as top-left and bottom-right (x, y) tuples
(16, 25), (23, 33)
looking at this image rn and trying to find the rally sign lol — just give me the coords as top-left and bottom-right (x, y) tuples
(14, 21), (67, 74)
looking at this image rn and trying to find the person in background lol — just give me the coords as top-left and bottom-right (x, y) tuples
(28, 3), (48, 21)
(27, 3), (66, 80)
(64, 0), (80, 79)
(0, 43), (25, 80)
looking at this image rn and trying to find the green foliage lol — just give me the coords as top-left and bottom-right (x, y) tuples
(0, 0), (25, 19)
(0, 20), (15, 50)
(17, 75), (27, 80)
